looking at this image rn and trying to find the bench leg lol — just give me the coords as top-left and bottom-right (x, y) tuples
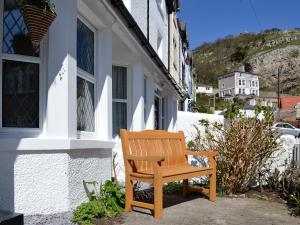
(209, 172), (217, 202)
(183, 179), (188, 197)
(154, 177), (163, 219)
(125, 178), (133, 212)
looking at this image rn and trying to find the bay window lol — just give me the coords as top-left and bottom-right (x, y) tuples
(0, 0), (42, 130)
(76, 18), (95, 133)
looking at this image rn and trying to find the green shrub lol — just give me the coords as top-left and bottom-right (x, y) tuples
(73, 201), (105, 225)
(164, 181), (183, 194)
(72, 180), (125, 225)
(267, 166), (300, 216)
(289, 49), (299, 58)
(189, 105), (280, 194)
(22, 0), (57, 14)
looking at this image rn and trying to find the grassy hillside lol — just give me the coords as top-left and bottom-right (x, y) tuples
(193, 28), (300, 91)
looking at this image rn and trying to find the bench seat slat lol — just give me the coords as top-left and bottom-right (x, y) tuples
(138, 166), (212, 177)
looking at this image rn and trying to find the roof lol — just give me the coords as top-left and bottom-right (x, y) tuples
(280, 96), (300, 109)
(218, 71), (259, 80)
(197, 83), (213, 87)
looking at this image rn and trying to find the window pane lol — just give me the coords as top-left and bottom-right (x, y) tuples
(77, 19), (94, 75)
(113, 102), (127, 136)
(112, 66), (127, 99)
(154, 96), (159, 130)
(77, 77), (95, 132)
(3, 0), (39, 56)
(2, 60), (39, 128)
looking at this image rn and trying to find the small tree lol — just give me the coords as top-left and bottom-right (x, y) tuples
(189, 104), (280, 194)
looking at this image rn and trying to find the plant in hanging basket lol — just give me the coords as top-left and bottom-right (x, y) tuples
(21, 0), (57, 49)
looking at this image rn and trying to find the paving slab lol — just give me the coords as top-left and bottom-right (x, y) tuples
(120, 194), (300, 225)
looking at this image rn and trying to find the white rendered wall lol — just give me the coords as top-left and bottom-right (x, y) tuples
(47, 0), (77, 139)
(177, 111), (224, 142)
(130, 0), (168, 67)
(0, 149), (111, 215)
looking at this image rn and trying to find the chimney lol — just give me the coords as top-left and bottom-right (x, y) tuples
(238, 65), (245, 72)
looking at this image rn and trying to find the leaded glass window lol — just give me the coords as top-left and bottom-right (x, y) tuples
(77, 19), (94, 75)
(1, 0), (41, 129)
(77, 77), (95, 132)
(3, 0), (39, 56)
(112, 66), (127, 136)
(77, 18), (95, 133)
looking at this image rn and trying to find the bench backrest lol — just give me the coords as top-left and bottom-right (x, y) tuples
(120, 129), (188, 172)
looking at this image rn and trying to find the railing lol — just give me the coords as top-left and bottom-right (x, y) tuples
(293, 138), (300, 166)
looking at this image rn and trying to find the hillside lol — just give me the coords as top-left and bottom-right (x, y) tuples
(193, 28), (300, 95)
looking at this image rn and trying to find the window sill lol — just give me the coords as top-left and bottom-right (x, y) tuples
(0, 138), (115, 151)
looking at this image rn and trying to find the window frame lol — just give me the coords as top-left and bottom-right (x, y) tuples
(0, 1), (47, 137)
(76, 15), (97, 138)
(112, 64), (129, 137)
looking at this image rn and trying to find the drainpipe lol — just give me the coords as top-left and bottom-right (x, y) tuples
(147, 0), (149, 41)
(168, 13), (170, 72)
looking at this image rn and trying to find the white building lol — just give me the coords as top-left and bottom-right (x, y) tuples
(218, 71), (259, 98)
(196, 84), (214, 95)
(178, 23), (194, 112)
(0, 0), (186, 224)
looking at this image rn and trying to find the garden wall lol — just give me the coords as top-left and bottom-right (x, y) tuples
(269, 135), (298, 172)
(177, 111), (224, 141)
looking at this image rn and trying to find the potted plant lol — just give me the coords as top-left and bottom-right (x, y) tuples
(21, 0), (57, 49)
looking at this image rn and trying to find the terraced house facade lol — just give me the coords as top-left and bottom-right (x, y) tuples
(0, 0), (194, 223)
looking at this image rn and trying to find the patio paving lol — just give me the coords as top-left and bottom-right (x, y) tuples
(119, 194), (300, 225)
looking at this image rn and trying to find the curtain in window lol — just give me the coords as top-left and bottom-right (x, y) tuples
(112, 66), (127, 136)
(112, 66), (127, 99)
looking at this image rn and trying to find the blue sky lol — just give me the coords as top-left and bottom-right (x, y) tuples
(178, 0), (300, 50)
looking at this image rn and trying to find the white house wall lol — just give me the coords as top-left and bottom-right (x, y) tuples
(130, 0), (168, 67)
(0, 0), (181, 222)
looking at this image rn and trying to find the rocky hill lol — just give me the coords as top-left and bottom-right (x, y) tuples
(193, 29), (300, 95)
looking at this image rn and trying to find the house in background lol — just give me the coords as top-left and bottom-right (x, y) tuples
(196, 83), (214, 95)
(218, 70), (259, 98)
(0, 0), (189, 224)
(178, 22), (195, 112)
(167, 3), (195, 112)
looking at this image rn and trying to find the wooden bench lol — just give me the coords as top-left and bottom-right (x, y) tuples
(120, 129), (218, 219)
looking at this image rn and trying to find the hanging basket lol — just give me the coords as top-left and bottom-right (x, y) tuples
(21, 4), (56, 49)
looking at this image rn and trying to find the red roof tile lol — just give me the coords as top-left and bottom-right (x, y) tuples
(280, 96), (300, 109)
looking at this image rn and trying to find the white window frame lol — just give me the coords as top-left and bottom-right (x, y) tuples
(112, 64), (129, 137)
(0, 1), (46, 137)
(76, 15), (97, 139)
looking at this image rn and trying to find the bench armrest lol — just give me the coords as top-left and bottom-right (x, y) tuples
(185, 150), (218, 158)
(127, 155), (165, 162)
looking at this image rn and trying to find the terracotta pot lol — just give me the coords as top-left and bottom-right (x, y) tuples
(21, 4), (56, 49)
